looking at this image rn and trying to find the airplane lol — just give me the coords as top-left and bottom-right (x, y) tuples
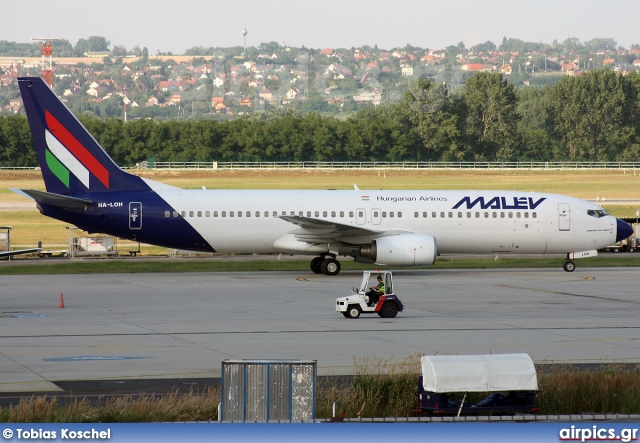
(13, 76), (634, 275)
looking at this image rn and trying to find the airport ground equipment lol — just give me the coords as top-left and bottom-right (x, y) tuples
(415, 354), (539, 416)
(336, 271), (404, 318)
(220, 359), (316, 422)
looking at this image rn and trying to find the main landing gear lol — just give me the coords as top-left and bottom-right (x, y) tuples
(310, 256), (342, 276)
(563, 261), (576, 272)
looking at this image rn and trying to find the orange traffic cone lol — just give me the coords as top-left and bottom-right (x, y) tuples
(58, 293), (65, 308)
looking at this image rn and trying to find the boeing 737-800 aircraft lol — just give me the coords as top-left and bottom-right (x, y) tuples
(14, 77), (633, 275)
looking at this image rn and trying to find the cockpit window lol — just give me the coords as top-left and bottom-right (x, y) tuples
(587, 209), (609, 218)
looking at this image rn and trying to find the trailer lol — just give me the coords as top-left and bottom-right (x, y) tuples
(415, 354), (539, 416)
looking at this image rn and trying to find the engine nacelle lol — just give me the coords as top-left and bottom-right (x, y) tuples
(359, 234), (437, 266)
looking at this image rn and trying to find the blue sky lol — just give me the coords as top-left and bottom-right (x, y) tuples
(4, 0), (639, 54)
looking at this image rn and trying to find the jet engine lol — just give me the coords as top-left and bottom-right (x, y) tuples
(358, 234), (437, 266)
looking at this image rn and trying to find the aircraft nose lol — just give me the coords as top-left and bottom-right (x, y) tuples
(616, 218), (634, 242)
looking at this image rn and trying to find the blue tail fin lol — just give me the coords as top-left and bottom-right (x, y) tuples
(18, 77), (148, 195)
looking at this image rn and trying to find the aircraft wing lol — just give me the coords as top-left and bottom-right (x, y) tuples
(279, 215), (409, 244)
(0, 248), (41, 258)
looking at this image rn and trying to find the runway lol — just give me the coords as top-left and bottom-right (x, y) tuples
(1, 267), (640, 393)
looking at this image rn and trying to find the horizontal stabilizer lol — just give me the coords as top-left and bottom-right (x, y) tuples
(13, 188), (93, 209)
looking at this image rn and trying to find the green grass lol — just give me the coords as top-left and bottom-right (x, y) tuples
(2, 255), (640, 275)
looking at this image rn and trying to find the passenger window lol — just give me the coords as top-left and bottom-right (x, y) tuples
(290, 211), (294, 215)
(423, 212), (428, 218)
(340, 211), (344, 217)
(508, 212), (513, 218)
(382, 212), (387, 218)
(492, 212), (497, 218)
(467, 212), (471, 218)
(214, 211), (218, 217)
(524, 212), (529, 218)
(432, 212), (437, 218)
(230, 211), (235, 217)
(173, 211), (179, 218)
(246, 211), (251, 217)
(458, 212), (462, 218)
(307, 211), (311, 217)
(398, 212), (402, 218)
(205, 211), (210, 217)
(532, 212), (537, 218)
(516, 212), (521, 218)
(374, 211), (380, 218)
(331, 211), (336, 217)
(164, 210), (170, 218)
(189, 211), (194, 217)
(448, 212), (453, 218)
(440, 212), (445, 218)
(475, 212), (480, 218)
(265, 211), (269, 217)
(315, 211), (319, 217)
(500, 212), (505, 218)
(256, 211), (260, 217)
(349, 211), (354, 217)
(414, 212), (419, 218)
(197, 211), (202, 217)
(390, 212), (394, 218)
(484, 212), (488, 218)
(323, 211), (328, 217)
(358, 210), (364, 218)
(237, 211), (242, 217)
(221, 211), (226, 217)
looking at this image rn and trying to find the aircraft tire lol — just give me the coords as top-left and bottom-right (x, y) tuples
(563, 261), (576, 272)
(321, 258), (341, 276)
(310, 257), (324, 274)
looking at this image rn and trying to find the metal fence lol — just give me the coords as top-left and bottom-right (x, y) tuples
(128, 161), (640, 170)
(5, 161), (640, 171)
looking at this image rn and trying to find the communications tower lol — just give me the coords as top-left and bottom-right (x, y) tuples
(242, 27), (247, 56)
(31, 38), (59, 88)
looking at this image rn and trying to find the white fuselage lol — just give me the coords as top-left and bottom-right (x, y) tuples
(153, 189), (616, 256)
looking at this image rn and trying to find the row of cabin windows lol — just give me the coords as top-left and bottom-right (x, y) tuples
(165, 209), (536, 219)
(413, 211), (537, 219)
(165, 210), (360, 218)
(169, 210), (405, 218)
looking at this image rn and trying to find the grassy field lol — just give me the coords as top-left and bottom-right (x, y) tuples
(1, 169), (638, 250)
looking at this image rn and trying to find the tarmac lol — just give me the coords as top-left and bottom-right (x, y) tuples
(1, 266), (640, 393)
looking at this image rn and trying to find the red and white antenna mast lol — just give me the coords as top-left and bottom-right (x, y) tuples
(31, 37), (59, 88)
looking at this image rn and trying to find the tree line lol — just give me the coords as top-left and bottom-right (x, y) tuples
(2, 70), (640, 167)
